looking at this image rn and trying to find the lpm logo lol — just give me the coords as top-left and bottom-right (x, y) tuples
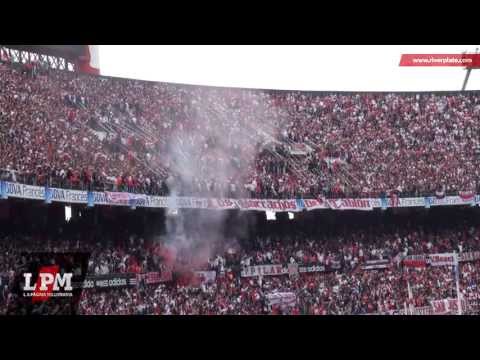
(7, 252), (90, 315)
(23, 265), (73, 302)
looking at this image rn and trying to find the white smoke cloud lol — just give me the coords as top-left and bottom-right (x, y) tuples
(161, 86), (283, 273)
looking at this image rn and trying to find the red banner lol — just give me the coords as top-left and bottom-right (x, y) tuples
(403, 255), (428, 268)
(459, 191), (475, 202)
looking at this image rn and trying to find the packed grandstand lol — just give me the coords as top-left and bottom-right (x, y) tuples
(1, 204), (480, 315)
(2, 58), (480, 199)
(1, 52), (480, 315)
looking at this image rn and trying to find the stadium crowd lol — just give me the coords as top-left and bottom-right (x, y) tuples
(2, 216), (480, 315)
(57, 225), (480, 315)
(2, 59), (480, 199)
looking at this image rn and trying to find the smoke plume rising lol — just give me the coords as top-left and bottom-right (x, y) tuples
(161, 86), (282, 280)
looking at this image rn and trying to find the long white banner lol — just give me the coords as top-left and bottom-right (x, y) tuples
(2, 180), (480, 212)
(402, 252), (479, 268)
(459, 251), (480, 262)
(240, 264), (335, 277)
(3, 182), (45, 200)
(266, 292), (297, 308)
(241, 264), (286, 277)
(361, 259), (391, 270)
(428, 253), (458, 267)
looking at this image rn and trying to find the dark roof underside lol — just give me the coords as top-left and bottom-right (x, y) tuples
(4, 45), (86, 61)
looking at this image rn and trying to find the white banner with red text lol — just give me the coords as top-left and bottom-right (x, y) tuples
(373, 298), (478, 315)
(428, 253), (458, 267)
(402, 253), (464, 268)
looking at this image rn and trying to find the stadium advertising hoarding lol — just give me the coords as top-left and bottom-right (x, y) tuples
(78, 273), (138, 289)
(3, 182), (44, 200)
(2, 180), (480, 212)
(71, 271), (172, 290)
(50, 188), (88, 204)
(240, 263), (340, 277)
(77, 271), (172, 289)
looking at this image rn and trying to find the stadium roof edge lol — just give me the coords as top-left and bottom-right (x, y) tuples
(2, 45), (86, 61)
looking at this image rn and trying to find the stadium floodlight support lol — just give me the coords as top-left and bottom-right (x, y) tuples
(461, 47), (479, 91)
(454, 254), (462, 315)
(406, 269), (414, 315)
